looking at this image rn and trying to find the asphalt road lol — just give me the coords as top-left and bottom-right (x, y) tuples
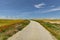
(7, 21), (56, 40)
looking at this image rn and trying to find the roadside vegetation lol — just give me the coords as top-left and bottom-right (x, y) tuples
(35, 19), (60, 40)
(0, 19), (30, 40)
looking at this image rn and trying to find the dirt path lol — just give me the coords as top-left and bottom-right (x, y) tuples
(7, 21), (57, 40)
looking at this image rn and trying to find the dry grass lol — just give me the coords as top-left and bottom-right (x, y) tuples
(0, 19), (30, 40)
(35, 20), (60, 40)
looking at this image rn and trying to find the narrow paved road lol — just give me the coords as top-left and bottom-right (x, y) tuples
(7, 21), (56, 40)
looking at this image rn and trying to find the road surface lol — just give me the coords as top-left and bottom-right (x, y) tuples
(7, 21), (57, 40)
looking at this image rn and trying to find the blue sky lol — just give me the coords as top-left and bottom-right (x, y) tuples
(0, 0), (60, 19)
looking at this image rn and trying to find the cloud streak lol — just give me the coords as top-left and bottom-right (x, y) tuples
(50, 5), (55, 7)
(0, 16), (20, 19)
(34, 3), (45, 8)
(42, 7), (60, 13)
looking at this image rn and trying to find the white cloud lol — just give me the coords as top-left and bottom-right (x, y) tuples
(42, 7), (60, 13)
(50, 5), (55, 7)
(34, 3), (45, 8)
(0, 16), (20, 19)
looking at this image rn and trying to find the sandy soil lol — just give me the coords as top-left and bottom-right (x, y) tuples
(7, 21), (57, 40)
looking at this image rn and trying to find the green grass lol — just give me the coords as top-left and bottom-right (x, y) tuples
(0, 19), (30, 40)
(35, 20), (60, 40)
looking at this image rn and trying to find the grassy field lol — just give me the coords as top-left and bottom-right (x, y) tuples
(35, 19), (60, 40)
(0, 19), (30, 40)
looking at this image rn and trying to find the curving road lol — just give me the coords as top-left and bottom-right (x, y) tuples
(7, 21), (56, 40)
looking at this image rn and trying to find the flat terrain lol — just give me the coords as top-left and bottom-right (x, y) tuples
(0, 19), (30, 40)
(35, 19), (60, 40)
(7, 21), (56, 40)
